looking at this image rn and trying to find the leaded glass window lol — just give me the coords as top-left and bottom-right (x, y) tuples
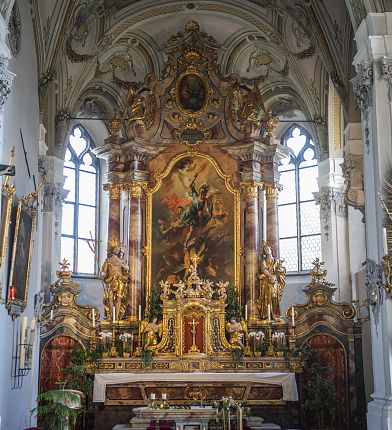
(61, 126), (99, 275)
(278, 125), (321, 272)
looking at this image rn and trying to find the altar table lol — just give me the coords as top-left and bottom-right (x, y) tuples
(93, 372), (298, 403)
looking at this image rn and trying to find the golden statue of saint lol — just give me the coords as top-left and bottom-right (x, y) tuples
(257, 242), (286, 322)
(101, 239), (129, 321)
(225, 317), (248, 349)
(140, 317), (162, 350)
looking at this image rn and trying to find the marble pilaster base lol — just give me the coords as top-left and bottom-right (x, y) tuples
(367, 395), (392, 429)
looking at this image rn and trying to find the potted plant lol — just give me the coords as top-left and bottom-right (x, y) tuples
(32, 386), (83, 430)
(303, 362), (339, 429)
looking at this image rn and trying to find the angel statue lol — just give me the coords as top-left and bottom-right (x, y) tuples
(225, 317), (248, 349)
(257, 242), (286, 322)
(101, 239), (129, 322)
(140, 317), (162, 350)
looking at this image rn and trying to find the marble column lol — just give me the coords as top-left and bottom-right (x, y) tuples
(103, 184), (122, 243)
(265, 184), (280, 258)
(352, 13), (392, 429)
(127, 181), (144, 321)
(243, 182), (262, 322)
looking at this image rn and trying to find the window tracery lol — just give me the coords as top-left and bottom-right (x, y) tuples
(61, 126), (99, 275)
(278, 125), (321, 272)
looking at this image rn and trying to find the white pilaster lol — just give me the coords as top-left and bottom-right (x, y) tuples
(353, 13), (392, 428)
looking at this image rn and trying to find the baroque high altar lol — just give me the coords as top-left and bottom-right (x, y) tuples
(40, 21), (361, 427)
(96, 20), (286, 329)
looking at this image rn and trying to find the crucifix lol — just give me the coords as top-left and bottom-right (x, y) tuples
(188, 317), (200, 353)
(191, 253), (201, 270)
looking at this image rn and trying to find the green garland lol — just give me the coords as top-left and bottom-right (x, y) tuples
(148, 286), (163, 321)
(141, 348), (153, 368)
(226, 285), (241, 319)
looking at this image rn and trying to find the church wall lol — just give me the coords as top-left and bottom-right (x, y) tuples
(0, 3), (41, 429)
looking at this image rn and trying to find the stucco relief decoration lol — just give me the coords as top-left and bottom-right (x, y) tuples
(314, 187), (332, 240)
(364, 259), (383, 323)
(0, 56), (14, 108)
(350, 0), (367, 27)
(380, 56), (392, 103)
(341, 153), (364, 211)
(65, 3), (99, 63)
(351, 61), (373, 149)
(7, 2), (21, 56)
(96, 44), (147, 89)
(246, 48), (288, 80)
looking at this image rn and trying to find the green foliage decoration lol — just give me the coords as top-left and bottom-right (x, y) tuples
(148, 286), (162, 321)
(32, 390), (80, 430)
(64, 347), (101, 401)
(141, 348), (153, 368)
(226, 285), (241, 320)
(303, 362), (339, 429)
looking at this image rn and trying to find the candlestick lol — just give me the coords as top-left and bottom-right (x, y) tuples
(150, 393), (156, 400)
(113, 306), (116, 323)
(9, 286), (15, 300)
(162, 393), (167, 400)
(291, 306), (295, 326)
(244, 304), (248, 321)
(92, 309), (96, 328)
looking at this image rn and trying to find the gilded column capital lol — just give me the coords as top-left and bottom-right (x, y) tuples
(240, 181), (263, 200)
(103, 183), (122, 199)
(128, 181), (147, 198)
(265, 184), (281, 199)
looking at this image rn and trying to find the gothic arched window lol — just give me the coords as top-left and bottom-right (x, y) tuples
(61, 126), (99, 275)
(278, 125), (321, 273)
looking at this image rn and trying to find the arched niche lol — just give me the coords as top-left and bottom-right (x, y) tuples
(39, 335), (82, 393)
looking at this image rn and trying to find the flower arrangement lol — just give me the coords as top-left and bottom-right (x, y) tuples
(213, 397), (250, 430)
(98, 331), (112, 353)
(119, 332), (134, 355)
(249, 331), (266, 355)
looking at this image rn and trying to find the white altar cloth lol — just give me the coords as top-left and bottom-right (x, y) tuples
(93, 372), (298, 403)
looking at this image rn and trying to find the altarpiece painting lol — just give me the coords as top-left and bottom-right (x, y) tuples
(149, 155), (238, 289)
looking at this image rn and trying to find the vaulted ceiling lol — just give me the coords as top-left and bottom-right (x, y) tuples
(11, 0), (388, 157)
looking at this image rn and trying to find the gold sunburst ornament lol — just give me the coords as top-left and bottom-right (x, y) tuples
(107, 239), (124, 251)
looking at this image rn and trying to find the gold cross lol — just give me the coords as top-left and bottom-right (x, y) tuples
(191, 253), (200, 269)
(188, 317), (200, 353)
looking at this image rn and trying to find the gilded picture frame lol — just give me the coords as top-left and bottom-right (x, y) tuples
(145, 150), (240, 304)
(0, 183), (15, 267)
(175, 69), (212, 116)
(7, 194), (37, 314)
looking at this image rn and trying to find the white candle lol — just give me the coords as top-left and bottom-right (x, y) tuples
(291, 306), (295, 326)
(20, 317), (27, 345)
(30, 318), (36, 332)
(150, 393), (156, 400)
(50, 309), (53, 321)
(20, 317), (28, 369)
(113, 306), (116, 323)
(162, 393), (167, 400)
(244, 304), (248, 321)
(138, 305), (142, 321)
(383, 227), (388, 255)
(92, 309), (96, 328)
(239, 406), (243, 430)
(267, 304), (271, 321)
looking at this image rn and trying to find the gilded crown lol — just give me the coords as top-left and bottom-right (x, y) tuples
(107, 238), (123, 250)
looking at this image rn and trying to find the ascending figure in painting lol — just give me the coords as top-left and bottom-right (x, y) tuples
(257, 241), (286, 322)
(225, 317), (248, 349)
(140, 317), (162, 350)
(101, 239), (129, 322)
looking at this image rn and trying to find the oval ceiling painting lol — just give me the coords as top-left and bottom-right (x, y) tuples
(178, 73), (206, 113)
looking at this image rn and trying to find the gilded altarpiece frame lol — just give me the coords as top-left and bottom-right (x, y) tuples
(145, 152), (240, 303)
